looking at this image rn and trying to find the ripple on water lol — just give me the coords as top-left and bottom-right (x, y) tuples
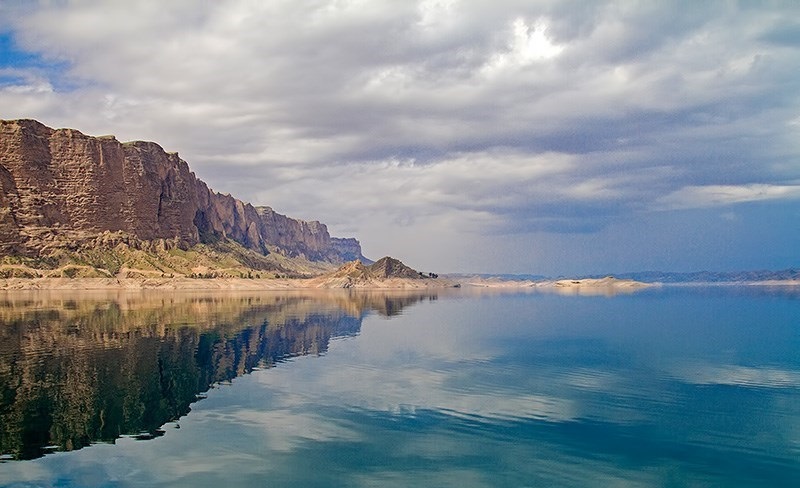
(669, 363), (800, 388)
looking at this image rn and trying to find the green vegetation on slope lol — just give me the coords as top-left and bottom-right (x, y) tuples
(0, 232), (336, 279)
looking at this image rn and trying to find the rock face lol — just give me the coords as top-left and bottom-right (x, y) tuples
(0, 119), (366, 263)
(254, 206), (335, 262)
(330, 237), (373, 264)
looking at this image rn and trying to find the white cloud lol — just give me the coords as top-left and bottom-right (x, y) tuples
(482, 17), (564, 76)
(416, 0), (458, 30)
(0, 68), (53, 94)
(656, 184), (800, 210)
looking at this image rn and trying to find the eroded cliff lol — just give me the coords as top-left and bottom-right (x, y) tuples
(0, 119), (367, 270)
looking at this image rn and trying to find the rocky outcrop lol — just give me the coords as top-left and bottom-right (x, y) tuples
(0, 119), (367, 263)
(331, 237), (373, 264)
(307, 256), (450, 288)
(368, 256), (425, 279)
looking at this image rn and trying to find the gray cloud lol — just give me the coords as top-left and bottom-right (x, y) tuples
(2, 0), (799, 273)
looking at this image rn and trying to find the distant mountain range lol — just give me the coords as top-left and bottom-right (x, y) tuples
(598, 269), (800, 284)
(449, 269), (800, 284)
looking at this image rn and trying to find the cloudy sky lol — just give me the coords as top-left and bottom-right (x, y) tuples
(1, 0), (799, 275)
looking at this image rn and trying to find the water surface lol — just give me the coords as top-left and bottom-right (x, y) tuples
(0, 286), (798, 487)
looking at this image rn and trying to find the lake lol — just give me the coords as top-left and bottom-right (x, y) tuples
(0, 286), (798, 487)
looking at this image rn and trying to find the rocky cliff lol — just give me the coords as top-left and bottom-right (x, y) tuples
(330, 237), (374, 264)
(0, 119), (367, 266)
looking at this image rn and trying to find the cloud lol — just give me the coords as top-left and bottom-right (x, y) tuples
(2, 0), (799, 272)
(657, 184), (800, 210)
(481, 17), (564, 75)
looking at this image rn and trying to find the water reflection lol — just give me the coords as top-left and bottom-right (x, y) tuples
(0, 287), (798, 487)
(0, 290), (437, 460)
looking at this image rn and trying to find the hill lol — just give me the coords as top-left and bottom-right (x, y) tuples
(306, 257), (453, 289)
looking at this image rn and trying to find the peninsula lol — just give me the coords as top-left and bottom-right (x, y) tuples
(0, 120), (465, 290)
(0, 119), (657, 292)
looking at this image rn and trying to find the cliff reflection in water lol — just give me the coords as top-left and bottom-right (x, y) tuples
(0, 290), (436, 460)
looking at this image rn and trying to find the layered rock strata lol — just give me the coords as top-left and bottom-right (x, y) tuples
(0, 119), (365, 263)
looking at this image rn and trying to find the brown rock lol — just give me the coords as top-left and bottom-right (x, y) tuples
(0, 119), (367, 263)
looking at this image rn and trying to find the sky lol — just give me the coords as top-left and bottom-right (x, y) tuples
(1, 0), (799, 275)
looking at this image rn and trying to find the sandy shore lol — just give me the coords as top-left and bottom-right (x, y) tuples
(0, 277), (302, 291)
(2, 276), (796, 291)
(0, 276), (646, 292)
(0, 276), (456, 291)
(459, 277), (656, 296)
(749, 279), (800, 286)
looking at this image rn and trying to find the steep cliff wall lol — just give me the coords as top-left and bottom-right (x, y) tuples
(0, 119), (366, 263)
(255, 206), (335, 261)
(331, 237), (373, 264)
(0, 163), (21, 253)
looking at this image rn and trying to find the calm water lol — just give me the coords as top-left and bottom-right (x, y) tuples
(0, 286), (798, 487)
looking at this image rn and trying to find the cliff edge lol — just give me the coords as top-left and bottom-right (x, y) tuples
(0, 119), (368, 275)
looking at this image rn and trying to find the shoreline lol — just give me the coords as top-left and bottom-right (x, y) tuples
(0, 276), (456, 291)
(1, 276), (797, 291)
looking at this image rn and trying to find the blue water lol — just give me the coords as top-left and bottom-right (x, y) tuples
(0, 287), (798, 487)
